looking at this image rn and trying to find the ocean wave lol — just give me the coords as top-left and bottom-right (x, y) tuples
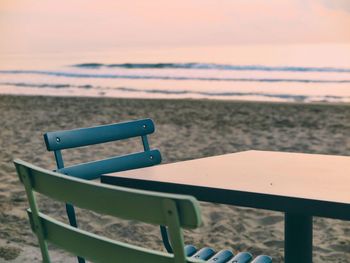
(115, 86), (345, 102)
(2, 82), (348, 103)
(1, 70), (349, 83)
(72, 62), (350, 73)
(0, 82), (94, 89)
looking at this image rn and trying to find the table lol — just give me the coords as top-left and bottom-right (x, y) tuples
(101, 150), (350, 263)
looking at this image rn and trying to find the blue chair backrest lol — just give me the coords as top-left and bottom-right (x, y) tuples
(43, 119), (162, 263)
(44, 119), (162, 179)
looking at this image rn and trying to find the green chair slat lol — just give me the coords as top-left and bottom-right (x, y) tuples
(44, 119), (155, 151)
(27, 210), (175, 263)
(58, 150), (161, 180)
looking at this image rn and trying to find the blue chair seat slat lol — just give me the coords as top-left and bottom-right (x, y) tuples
(44, 119), (155, 151)
(229, 252), (253, 263)
(184, 244), (197, 256)
(191, 247), (216, 260)
(251, 255), (272, 263)
(206, 249), (234, 263)
(57, 150), (161, 180)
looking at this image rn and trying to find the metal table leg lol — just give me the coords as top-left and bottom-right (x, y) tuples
(285, 213), (312, 263)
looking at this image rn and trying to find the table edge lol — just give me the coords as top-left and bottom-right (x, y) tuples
(101, 175), (350, 221)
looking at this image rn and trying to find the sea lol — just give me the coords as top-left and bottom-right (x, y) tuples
(1, 44), (350, 103)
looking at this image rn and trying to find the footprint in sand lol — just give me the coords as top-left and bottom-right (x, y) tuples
(258, 215), (284, 225)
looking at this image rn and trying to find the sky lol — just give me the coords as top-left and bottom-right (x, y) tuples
(0, 0), (350, 55)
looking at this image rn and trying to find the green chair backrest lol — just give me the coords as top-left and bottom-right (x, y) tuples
(14, 159), (202, 263)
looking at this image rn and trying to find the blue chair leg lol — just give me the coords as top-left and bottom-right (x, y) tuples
(66, 203), (78, 227)
(65, 203), (85, 263)
(160, 225), (173, 253)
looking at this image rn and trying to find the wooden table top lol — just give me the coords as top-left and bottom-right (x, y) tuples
(101, 151), (350, 219)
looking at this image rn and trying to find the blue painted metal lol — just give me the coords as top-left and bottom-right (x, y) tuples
(230, 252), (253, 263)
(141, 135), (150, 151)
(57, 150), (161, 180)
(54, 150), (64, 169)
(251, 255), (273, 263)
(44, 119), (155, 151)
(184, 244), (197, 256)
(160, 225), (173, 253)
(191, 247), (216, 260)
(207, 249), (234, 263)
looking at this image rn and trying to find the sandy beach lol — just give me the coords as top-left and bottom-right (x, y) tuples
(0, 95), (349, 262)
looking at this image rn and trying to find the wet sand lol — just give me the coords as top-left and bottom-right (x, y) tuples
(0, 95), (349, 262)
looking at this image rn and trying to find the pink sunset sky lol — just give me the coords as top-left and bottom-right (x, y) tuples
(0, 0), (350, 55)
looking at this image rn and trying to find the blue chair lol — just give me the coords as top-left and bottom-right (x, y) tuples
(43, 119), (163, 263)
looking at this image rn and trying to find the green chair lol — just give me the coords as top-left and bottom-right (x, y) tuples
(15, 160), (273, 263)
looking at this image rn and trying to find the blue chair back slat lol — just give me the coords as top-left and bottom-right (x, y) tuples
(44, 119), (155, 151)
(58, 150), (161, 180)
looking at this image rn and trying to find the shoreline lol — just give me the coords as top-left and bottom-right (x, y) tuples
(1, 95), (349, 262)
(1, 93), (350, 107)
